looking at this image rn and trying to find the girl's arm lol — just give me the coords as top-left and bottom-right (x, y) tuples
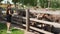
(9, 10), (12, 15)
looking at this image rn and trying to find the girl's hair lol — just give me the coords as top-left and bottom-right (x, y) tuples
(6, 4), (11, 14)
(6, 4), (13, 14)
(7, 4), (11, 8)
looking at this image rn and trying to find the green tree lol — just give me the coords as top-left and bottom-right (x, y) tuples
(22, 0), (37, 6)
(12, 0), (60, 8)
(0, 0), (3, 2)
(0, 0), (3, 4)
(39, 0), (48, 8)
(12, 0), (20, 7)
(50, 0), (60, 8)
(39, 0), (60, 8)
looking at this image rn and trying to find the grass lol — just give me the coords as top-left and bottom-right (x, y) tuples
(0, 23), (24, 34)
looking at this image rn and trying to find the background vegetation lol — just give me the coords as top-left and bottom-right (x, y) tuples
(0, 0), (60, 8)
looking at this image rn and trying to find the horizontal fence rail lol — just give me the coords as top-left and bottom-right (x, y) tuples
(23, 24), (54, 34)
(11, 17), (54, 34)
(16, 16), (60, 28)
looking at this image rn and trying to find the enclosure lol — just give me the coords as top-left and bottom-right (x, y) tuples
(0, 0), (60, 34)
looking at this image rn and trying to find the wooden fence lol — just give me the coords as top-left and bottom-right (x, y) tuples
(0, 9), (60, 34)
(11, 9), (60, 34)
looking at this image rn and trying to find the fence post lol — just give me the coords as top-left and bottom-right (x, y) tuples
(26, 9), (30, 31)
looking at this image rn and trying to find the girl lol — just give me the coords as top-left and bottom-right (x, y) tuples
(6, 4), (13, 33)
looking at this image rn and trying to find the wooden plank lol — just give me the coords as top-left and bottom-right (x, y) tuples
(12, 21), (54, 34)
(22, 17), (60, 28)
(12, 16), (60, 27)
(12, 16), (60, 28)
(23, 24), (54, 34)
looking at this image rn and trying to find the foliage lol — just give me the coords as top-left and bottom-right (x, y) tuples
(39, 0), (60, 8)
(23, 0), (37, 6)
(39, 0), (48, 8)
(0, 0), (3, 2)
(12, 0), (60, 8)
(50, 0), (60, 8)
(12, 0), (20, 4)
